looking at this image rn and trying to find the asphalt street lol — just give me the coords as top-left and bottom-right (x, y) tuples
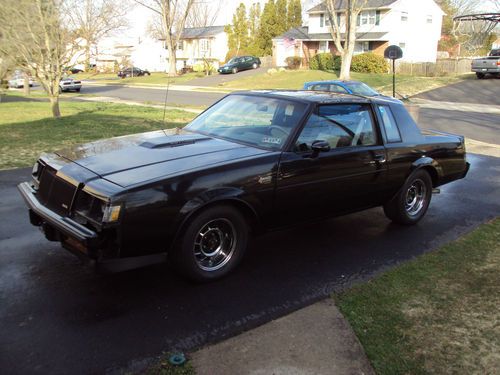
(80, 84), (225, 107)
(1, 79), (499, 374)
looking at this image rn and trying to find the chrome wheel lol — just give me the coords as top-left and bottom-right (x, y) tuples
(405, 179), (427, 216)
(194, 218), (236, 272)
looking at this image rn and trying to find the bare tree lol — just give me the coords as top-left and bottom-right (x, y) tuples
(326, 0), (369, 80)
(65, 0), (130, 70)
(186, 0), (225, 27)
(0, 0), (80, 117)
(135, 0), (195, 76)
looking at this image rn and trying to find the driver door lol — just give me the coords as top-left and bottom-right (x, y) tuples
(273, 103), (388, 227)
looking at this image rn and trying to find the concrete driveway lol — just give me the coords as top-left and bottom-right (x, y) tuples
(415, 78), (500, 105)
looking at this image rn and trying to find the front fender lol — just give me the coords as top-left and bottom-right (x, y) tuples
(170, 187), (260, 249)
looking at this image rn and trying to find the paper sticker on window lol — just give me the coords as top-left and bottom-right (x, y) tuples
(262, 137), (282, 145)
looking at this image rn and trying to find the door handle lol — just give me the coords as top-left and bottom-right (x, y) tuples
(366, 154), (386, 165)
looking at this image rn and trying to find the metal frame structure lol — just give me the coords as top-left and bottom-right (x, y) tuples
(453, 13), (500, 23)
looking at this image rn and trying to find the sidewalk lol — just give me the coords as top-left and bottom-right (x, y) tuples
(191, 299), (375, 375)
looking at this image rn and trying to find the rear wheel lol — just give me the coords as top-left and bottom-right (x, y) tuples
(170, 205), (249, 282)
(383, 169), (432, 225)
(476, 72), (486, 79)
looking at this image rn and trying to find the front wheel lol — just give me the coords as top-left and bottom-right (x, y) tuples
(232, 67), (238, 74)
(170, 205), (249, 282)
(383, 169), (432, 225)
(252, 63), (258, 69)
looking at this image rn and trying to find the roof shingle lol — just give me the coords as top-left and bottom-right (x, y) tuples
(307, 0), (397, 13)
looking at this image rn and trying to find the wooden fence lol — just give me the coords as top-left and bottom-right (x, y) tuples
(395, 59), (473, 76)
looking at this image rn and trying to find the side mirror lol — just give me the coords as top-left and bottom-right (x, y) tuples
(311, 140), (331, 154)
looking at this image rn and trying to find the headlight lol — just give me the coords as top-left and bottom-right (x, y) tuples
(74, 189), (122, 224)
(102, 204), (122, 223)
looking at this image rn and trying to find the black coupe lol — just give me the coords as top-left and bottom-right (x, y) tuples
(18, 91), (469, 281)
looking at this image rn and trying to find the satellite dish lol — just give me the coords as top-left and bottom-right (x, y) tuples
(384, 45), (403, 60)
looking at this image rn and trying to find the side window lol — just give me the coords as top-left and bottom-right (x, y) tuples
(378, 105), (402, 142)
(311, 84), (330, 91)
(295, 104), (377, 152)
(329, 84), (349, 94)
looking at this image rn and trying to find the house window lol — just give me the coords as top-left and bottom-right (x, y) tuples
(200, 39), (210, 52)
(427, 15), (433, 24)
(401, 11), (408, 22)
(354, 41), (371, 54)
(320, 13), (331, 27)
(177, 41), (184, 50)
(360, 10), (376, 25)
(319, 40), (329, 52)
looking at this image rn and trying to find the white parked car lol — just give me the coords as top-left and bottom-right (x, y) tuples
(8, 75), (34, 88)
(59, 78), (82, 93)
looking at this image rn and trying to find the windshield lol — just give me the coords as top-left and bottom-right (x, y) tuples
(185, 95), (307, 150)
(344, 82), (379, 96)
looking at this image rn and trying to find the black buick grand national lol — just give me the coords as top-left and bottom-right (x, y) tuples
(18, 91), (470, 281)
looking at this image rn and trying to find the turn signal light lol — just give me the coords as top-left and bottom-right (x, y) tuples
(102, 204), (122, 223)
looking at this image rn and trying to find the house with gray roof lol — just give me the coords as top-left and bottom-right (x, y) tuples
(273, 0), (444, 67)
(172, 26), (228, 70)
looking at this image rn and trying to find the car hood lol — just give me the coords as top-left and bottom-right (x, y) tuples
(55, 128), (271, 187)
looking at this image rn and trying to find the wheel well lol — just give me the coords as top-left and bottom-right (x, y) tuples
(420, 166), (438, 187)
(172, 199), (261, 250)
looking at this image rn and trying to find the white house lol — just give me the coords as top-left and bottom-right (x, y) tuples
(273, 0), (445, 67)
(167, 26), (229, 71)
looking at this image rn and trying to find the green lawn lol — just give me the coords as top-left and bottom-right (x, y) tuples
(0, 100), (196, 169)
(221, 70), (473, 97)
(336, 218), (500, 375)
(70, 72), (204, 86)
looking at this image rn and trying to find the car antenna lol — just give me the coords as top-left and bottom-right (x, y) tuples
(161, 72), (172, 136)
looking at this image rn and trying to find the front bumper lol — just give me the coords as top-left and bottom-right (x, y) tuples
(18, 182), (98, 247)
(18, 182), (166, 272)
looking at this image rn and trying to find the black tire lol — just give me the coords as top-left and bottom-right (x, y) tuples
(232, 67), (238, 74)
(476, 72), (485, 79)
(170, 205), (249, 282)
(383, 169), (432, 225)
(75, 88), (81, 92)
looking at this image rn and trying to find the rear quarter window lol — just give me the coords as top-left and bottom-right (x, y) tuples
(378, 105), (402, 143)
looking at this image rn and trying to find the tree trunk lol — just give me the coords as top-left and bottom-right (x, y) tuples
(49, 95), (61, 118)
(339, 52), (353, 80)
(23, 73), (30, 96)
(85, 44), (91, 71)
(168, 51), (178, 76)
